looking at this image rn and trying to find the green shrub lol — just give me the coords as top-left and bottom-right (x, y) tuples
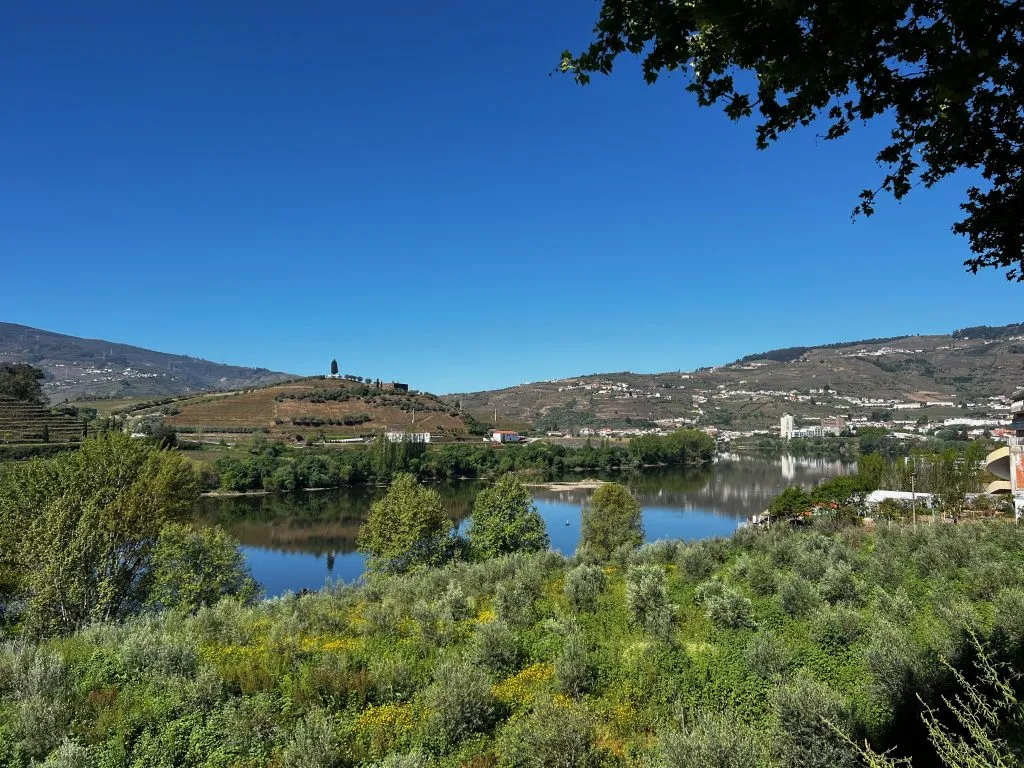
(811, 606), (864, 651)
(555, 631), (596, 698)
(495, 574), (540, 628)
(693, 579), (726, 606)
(564, 564), (606, 613)
(147, 523), (258, 612)
(579, 482), (643, 560)
(705, 588), (755, 630)
(864, 621), (930, 711)
(424, 657), (502, 747)
(678, 541), (719, 581)
(771, 677), (857, 768)
(658, 709), (770, 768)
(778, 573), (819, 617)
(818, 562), (860, 605)
(282, 707), (342, 768)
(746, 556), (777, 596)
(37, 738), (93, 768)
(473, 620), (523, 676)
(467, 473), (550, 559)
(625, 565), (676, 642)
(498, 696), (599, 768)
(744, 631), (793, 681)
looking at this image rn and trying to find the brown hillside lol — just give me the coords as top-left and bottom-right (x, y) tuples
(165, 378), (469, 438)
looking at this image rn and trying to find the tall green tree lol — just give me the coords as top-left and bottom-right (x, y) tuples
(146, 523), (258, 611)
(580, 482), (643, 560)
(0, 433), (200, 635)
(330, 358), (338, 376)
(467, 473), (549, 559)
(562, 0), (1024, 280)
(0, 363), (46, 404)
(358, 473), (451, 572)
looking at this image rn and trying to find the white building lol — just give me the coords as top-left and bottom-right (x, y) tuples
(385, 431), (431, 444)
(491, 430), (522, 443)
(780, 414), (795, 440)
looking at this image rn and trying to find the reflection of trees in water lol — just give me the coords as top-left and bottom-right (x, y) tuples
(193, 457), (853, 555)
(195, 482), (481, 557)
(531, 457), (854, 520)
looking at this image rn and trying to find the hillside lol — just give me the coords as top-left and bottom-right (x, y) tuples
(0, 323), (293, 402)
(452, 323), (1024, 431)
(160, 377), (474, 441)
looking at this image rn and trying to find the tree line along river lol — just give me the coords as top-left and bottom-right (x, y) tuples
(194, 454), (853, 596)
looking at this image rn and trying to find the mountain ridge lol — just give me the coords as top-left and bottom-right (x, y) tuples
(0, 322), (294, 402)
(451, 323), (1024, 431)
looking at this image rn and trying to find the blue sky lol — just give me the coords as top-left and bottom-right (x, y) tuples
(2, 1), (1020, 394)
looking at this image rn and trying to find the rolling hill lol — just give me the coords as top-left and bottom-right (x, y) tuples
(158, 377), (475, 441)
(451, 323), (1024, 431)
(0, 323), (294, 402)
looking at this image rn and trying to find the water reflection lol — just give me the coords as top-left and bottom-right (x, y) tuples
(194, 455), (852, 597)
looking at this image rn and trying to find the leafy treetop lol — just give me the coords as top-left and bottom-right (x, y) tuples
(467, 473), (550, 559)
(562, 0), (1024, 280)
(0, 363), (46, 405)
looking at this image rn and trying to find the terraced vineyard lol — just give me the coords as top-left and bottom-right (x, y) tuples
(163, 378), (472, 441)
(0, 398), (91, 443)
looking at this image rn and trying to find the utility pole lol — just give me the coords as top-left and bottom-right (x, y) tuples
(911, 471), (917, 529)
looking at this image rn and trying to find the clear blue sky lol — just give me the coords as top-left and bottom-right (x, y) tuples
(2, 1), (1020, 394)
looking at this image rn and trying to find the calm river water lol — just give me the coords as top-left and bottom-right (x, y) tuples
(194, 454), (853, 597)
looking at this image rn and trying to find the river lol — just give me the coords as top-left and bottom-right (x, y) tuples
(194, 453), (853, 597)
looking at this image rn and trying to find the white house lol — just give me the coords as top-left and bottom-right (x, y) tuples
(385, 430), (431, 444)
(491, 430), (521, 443)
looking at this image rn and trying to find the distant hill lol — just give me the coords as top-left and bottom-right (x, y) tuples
(451, 323), (1024, 431)
(160, 378), (475, 441)
(0, 323), (294, 402)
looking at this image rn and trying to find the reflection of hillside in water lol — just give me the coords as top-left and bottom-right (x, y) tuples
(531, 455), (853, 520)
(194, 456), (853, 556)
(195, 483), (479, 557)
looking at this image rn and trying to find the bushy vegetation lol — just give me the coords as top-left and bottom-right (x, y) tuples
(0, 435), (255, 637)
(201, 430), (718, 493)
(3, 514), (1024, 766)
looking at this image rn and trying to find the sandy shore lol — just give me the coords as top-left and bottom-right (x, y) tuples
(526, 478), (606, 492)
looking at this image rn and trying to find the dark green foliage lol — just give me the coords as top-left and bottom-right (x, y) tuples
(769, 487), (812, 518)
(746, 556), (777, 597)
(579, 482), (643, 560)
(562, 0), (1024, 280)
(0, 363), (45, 405)
(811, 606), (864, 650)
(628, 429), (715, 467)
